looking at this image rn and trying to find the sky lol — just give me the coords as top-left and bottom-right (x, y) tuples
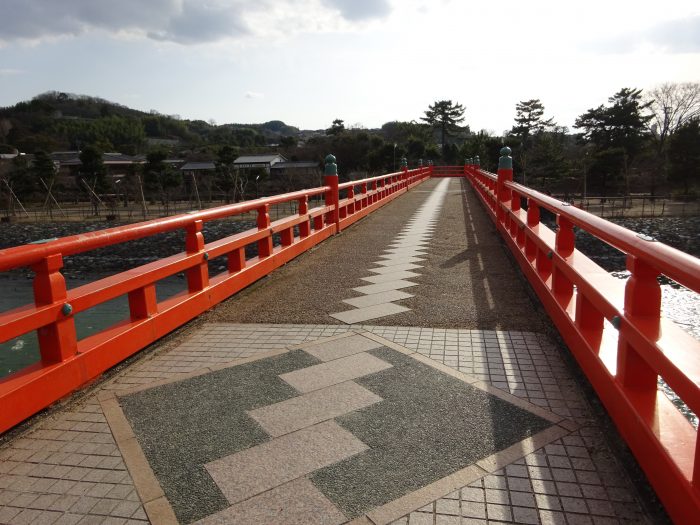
(0, 0), (699, 134)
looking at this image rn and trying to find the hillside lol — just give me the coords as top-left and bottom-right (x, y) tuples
(0, 91), (302, 154)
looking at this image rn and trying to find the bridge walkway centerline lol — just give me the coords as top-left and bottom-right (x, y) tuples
(0, 178), (664, 524)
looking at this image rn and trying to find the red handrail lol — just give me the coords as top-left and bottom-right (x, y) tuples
(0, 166), (430, 433)
(465, 160), (700, 524)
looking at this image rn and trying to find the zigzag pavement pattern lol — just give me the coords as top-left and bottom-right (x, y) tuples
(329, 178), (450, 324)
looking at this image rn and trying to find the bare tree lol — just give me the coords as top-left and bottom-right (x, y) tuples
(645, 82), (700, 151)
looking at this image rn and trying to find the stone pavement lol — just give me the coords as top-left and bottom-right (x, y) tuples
(0, 179), (662, 524)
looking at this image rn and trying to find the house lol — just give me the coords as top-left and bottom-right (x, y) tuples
(180, 161), (216, 175)
(233, 154), (286, 172)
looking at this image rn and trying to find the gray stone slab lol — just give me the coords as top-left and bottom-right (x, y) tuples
(360, 270), (421, 284)
(393, 236), (430, 241)
(279, 353), (393, 393)
(330, 302), (410, 324)
(352, 280), (418, 295)
(303, 334), (385, 361)
(195, 478), (346, 525)
(390, 239), (429, 245)
(374, 257), (425, 267)
(205, 421), (368, 505)
(248, 381), (383, 437)
(342, 290), (414, 308)
(383, 247), (428, 256)
(378, 252), (425, 260)
(368, 263), (423, 274)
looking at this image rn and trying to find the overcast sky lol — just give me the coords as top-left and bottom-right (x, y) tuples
(0, 0), (698, 134)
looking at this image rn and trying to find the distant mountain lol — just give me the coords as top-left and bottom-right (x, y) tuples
(0, 91), (301, 154)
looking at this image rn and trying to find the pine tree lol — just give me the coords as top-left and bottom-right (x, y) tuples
(421, 100), (466, 149)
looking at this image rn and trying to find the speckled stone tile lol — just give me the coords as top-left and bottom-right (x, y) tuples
(194, 477), (346, 525)
(352, 280), (418, 295)
(206, 421), (368, 505)
(342, 290), (414, 309)
(374, 256), (425, 267)
(247, 381), (383, 437)
(368, 263), (424, 274)
(330, 303), (411, 324)
(361, 271), (422, 284)
(302, 334), (385, 362)
(279, 352), (393, 392)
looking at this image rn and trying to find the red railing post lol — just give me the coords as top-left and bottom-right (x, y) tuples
(525, 200), (540, 261)
(324, 154), (340, 232)
(298, 196), (310, 238)
(32, 253), (77, 363)
(496, 148), (513, 225)
(256, 205), (273, 257)
(185, 220), (209, 293)
(510, 189), (521, 240)
(401, 157), (408, 190)
(128, 284), (157, 320)
(360, 182), (367, 209)
(616, 255), (661, 390)
(552, 215), (575, 302)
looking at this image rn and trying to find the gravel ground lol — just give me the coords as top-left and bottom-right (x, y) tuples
(210, 178), (549, 331)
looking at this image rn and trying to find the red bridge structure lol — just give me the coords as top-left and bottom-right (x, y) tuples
(0, 151), (698, 524)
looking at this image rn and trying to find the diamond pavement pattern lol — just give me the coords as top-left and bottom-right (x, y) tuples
(330, 178), (450, 324)
(0, 324), (654, 524)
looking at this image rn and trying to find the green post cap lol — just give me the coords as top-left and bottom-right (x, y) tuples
(324, 154), (338, 176)
(474, 156), (480, 166)
(498, 147), (512, 170)
(400, 157), (407, 168)
(418, 158), (423, 166)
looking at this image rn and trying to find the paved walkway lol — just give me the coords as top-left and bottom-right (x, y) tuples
(0, 179), (662, 524)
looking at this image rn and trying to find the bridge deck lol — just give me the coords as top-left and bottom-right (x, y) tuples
(0, 179), (661, 524)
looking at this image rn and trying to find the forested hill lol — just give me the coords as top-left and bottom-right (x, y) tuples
(0, 91), (302, 154)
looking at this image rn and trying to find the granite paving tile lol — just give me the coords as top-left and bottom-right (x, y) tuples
(330, 302), (410, 324)
(368, 263), (423, 274)
(302, 334), (385, 362)
(205, 421), (368, 504)
(247, 381), (383, 437)
(194, 478), (346, 525)
(360, 271), (422, 284)
(352, 280), (418, 295)
(342, 290), (414, 309)
(280, 352), (393, 392)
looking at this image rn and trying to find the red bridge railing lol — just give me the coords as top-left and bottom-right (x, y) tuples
(0, 158), (429, 433)
(463, 150), (700, 524)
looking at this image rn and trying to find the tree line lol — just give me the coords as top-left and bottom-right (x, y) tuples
(1, 83), (698, 211)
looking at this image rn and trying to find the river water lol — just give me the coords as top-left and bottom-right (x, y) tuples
(1, 216), (698, 422)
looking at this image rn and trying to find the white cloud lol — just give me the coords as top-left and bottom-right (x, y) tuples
(581, 15), (700, 54)
(245, 91), (264, 99)
(0, 0), (394, 45)
(0, 68), (24, 75)
(320, 0), (391, 21)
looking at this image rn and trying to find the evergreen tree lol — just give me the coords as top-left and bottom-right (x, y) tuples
(511, 99), (554, 138)
(575, 88), (652, 195)
(143, 150), (182, 208)
(421, 100), (466, 149)
(510, 99), (555, 185)
(668, 119), (700, 195)
(79, 145), (108, 192)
